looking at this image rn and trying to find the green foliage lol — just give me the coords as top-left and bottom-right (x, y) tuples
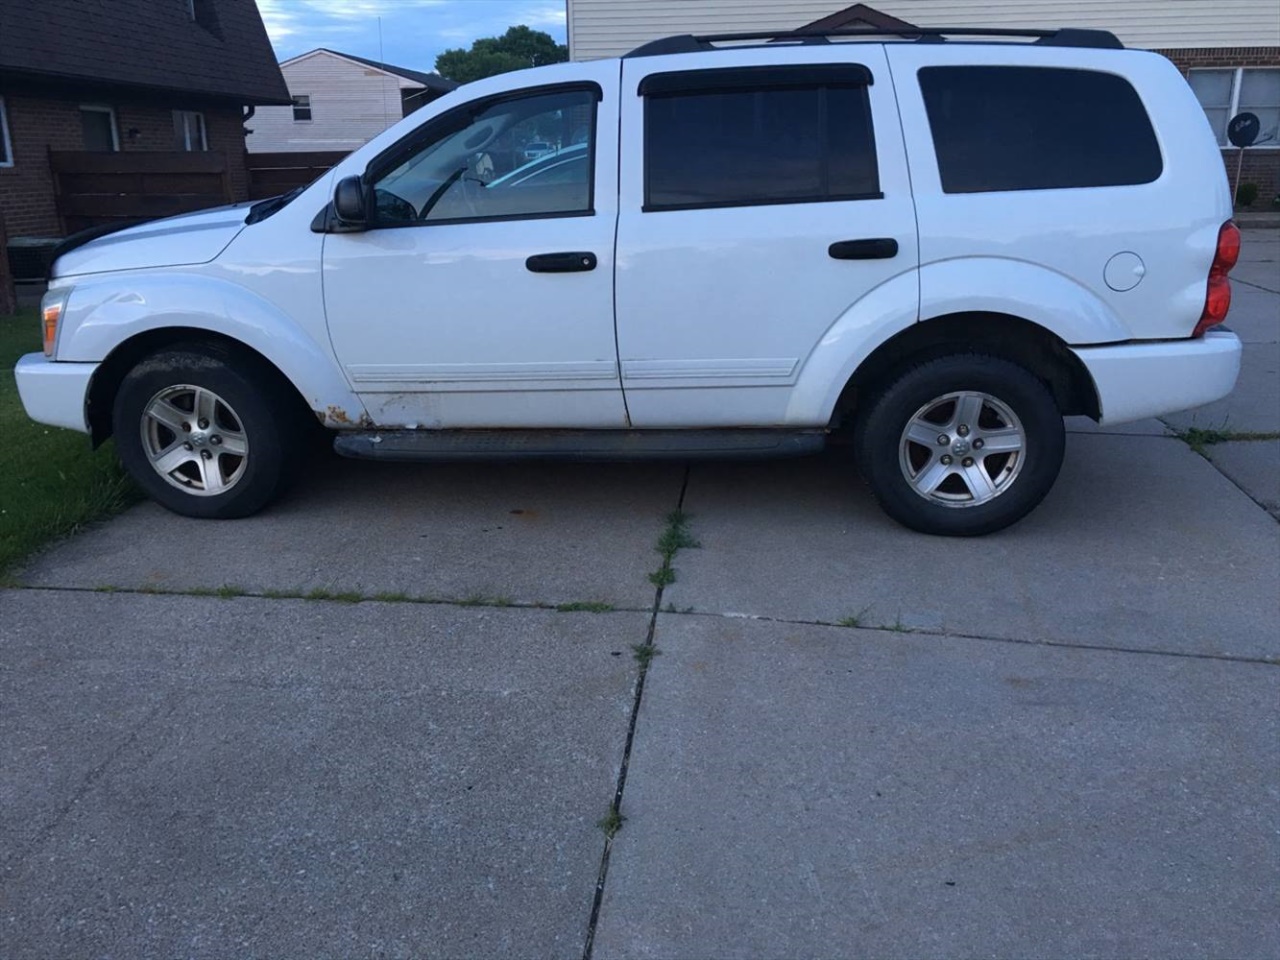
(556, 600), (615, 613)
(597, 805), (626, 838)
(435, 26), (567, 84)
(0, 311), (139, 578)
(1235, 181), (1259, 208)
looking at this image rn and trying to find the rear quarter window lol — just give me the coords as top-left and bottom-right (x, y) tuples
(918, 66), (1163, 193)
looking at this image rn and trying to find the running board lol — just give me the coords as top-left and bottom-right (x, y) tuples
(333, 429), (826, 462)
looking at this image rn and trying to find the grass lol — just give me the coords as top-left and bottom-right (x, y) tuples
(597, 805), (626, 838)
(837, 606), (873, 629)
(0, 309), (139, 579)
(555, 600), (615, 613)
(631, 643), (661, 666)
(648, 510), (700, 588)
(1175, 425), (1280, 457)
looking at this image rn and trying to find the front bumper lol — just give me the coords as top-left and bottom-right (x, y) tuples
(1071, 331), (1242, 426)
(14, 353), (97, 434)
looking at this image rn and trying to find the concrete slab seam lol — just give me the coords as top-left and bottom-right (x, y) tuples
(581, 466), (692, 960)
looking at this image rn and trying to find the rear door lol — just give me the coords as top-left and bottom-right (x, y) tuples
(615, 45), (918, 427)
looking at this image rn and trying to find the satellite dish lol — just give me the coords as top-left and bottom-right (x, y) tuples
(1228, 112), (1260, 148)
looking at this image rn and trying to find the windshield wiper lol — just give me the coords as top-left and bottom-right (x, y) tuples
(245, 186), (305, 225)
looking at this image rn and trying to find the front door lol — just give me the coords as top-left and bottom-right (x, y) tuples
(615, 47), (919, 427)
(323, 63), (626, 429)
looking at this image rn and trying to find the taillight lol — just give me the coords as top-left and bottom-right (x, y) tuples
(1194, 220), (1241, 337)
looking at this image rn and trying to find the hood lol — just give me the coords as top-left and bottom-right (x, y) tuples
(52, 204), (252, 279)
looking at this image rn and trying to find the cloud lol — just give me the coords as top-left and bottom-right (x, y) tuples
(259, 0), (568, 69)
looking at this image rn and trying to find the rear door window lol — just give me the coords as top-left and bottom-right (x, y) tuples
(642, 64), (881, 211)
(918, 66), (1163, 193)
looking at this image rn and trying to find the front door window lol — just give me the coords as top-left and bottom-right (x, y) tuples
(369, 87), (595, 225)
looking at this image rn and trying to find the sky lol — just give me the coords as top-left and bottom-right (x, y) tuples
(257, 0), (568, 73)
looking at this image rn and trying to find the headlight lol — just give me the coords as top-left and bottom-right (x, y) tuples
(40, 289), (71, 358)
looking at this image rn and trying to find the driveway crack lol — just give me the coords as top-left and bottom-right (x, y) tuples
(581, 465), (692, 960)
(2, 696), (178, 871)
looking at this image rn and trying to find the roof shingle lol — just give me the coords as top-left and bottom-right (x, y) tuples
(0, 0), (291, 105)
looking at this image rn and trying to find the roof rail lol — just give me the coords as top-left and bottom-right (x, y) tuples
(623, 27), (1124, 58)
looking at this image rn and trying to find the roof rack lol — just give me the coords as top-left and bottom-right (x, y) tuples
(623, 27), (1124, 58)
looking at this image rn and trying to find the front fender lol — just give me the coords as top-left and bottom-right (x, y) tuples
(55, 273), (366, 427)
(920, 257), (1131, 345)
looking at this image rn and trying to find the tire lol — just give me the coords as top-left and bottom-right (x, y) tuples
(113, 345), (306, 519)
(855, 354), (1065, 537)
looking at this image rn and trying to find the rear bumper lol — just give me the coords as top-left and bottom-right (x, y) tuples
(14, 353), (96, 434)
(1071, 331), (1242, 425)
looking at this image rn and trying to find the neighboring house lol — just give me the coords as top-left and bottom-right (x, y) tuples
(567, 1), (1280, 201)
(247, 49), (458, 153)
(0, 0), (290, 239)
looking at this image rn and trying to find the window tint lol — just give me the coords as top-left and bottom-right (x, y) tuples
(371, 87), (596, 226)
(919, 67), (1162, 193)
(643, 71), (879, 210)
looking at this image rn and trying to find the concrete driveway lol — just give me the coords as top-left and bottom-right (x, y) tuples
(2, 233), (1277, 959)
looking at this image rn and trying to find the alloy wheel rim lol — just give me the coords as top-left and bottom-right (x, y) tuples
(140, 384), (249, 497)
(898, 390), (1026, 508)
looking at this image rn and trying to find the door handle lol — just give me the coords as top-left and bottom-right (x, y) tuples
(828, 238), (899, 260)
(526, 252), (598, 273)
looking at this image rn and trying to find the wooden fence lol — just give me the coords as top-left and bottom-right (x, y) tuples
(246, 151), (349, 200)
(49, 150), (234, 234)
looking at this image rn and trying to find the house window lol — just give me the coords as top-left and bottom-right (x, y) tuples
(79, 104), (119, 152)
(0, 96), (13, 167)
(292, 95), (312, 122)
(1189, 68), (1280, 147)
(173, 110), (208, 151)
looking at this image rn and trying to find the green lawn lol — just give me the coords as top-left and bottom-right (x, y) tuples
(0, 309), (137, 579)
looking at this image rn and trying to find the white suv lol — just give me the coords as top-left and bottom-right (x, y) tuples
(15, 26), (1243, 536)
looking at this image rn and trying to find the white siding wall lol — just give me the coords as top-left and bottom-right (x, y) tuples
(246, 51), (422, 153)
(568, 0), (1280, 60)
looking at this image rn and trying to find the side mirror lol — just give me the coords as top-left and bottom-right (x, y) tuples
(333, 175), (367, 226)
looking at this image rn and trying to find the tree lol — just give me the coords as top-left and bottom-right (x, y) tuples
(435, 25), (568, 85)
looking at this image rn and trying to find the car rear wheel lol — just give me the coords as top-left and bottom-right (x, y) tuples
(855, 354), (1065, 536)
(113, 346), (305, 519)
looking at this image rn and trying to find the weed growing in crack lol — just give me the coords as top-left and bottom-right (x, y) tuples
(649, 510), (699, 588)
(556, 600), (615, 613)
(597, 805), (626, 838)
(632, 644), (662, 666)
(1175, 425), (1280, 457)
(837, 605), (873, 629)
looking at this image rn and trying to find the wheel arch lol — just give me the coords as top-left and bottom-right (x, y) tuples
(86, 328), (330, 447)
(833, 312), (1101, 427)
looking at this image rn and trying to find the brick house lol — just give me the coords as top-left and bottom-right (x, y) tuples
(567, 0), (1280, 204)
(0, 0), (290, 240)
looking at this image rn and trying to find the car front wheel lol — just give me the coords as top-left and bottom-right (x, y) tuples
(113, 346), (304, 519)
(855, 354), (1065, 536)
